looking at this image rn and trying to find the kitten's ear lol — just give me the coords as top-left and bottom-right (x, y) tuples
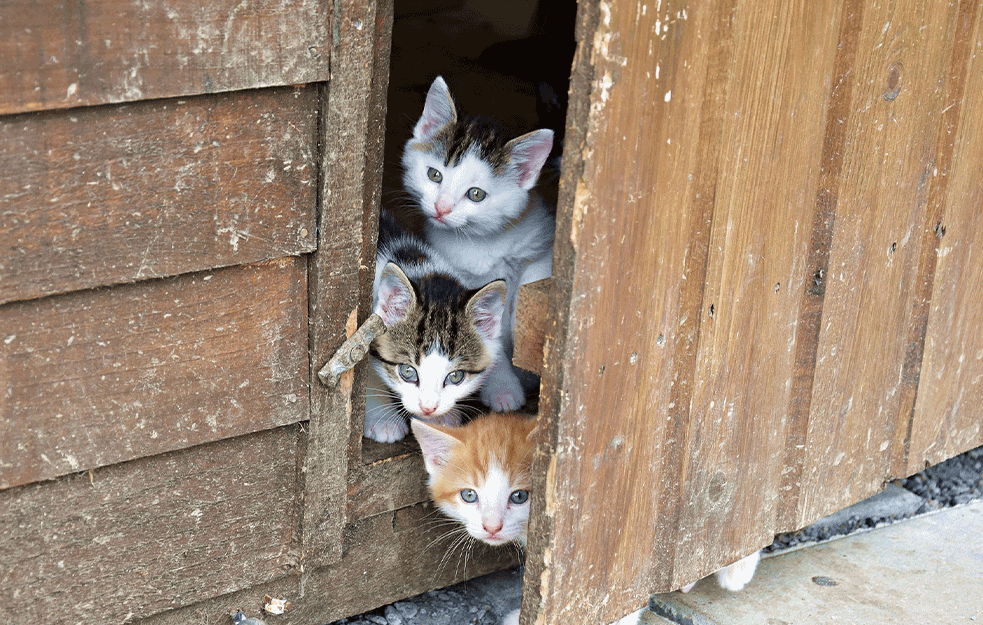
(467, 280), (507, 341)
(506, 129), (554, 190)
(411, 419), (460, 475)
(413, 76), (457, 142)
(375, 262), (416, 327)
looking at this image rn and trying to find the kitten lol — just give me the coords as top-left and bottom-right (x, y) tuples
(412, 413), (536, 625)
(680, 550), (761, 593)
(364, 228), (509, 443)
(402, 76), (556, 413)
(411, 413), (537, 546)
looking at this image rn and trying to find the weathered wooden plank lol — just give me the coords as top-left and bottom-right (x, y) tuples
(514, 278), (550, 374)
(794, 0), (965, 528)
(131, 503), (518, 625)
(907, 1), (983, 473)
(347, 449), (429, 521)
(0, 427), (301, 625)
(0, 0), (329, 115)
(0, 86), (318, 306)
(776, 0), (864, 531)
(302, 0), (393, 568)
(0, 258), (309, 489)
(528, 0), (743, 619)
(676, 0), (843, 581)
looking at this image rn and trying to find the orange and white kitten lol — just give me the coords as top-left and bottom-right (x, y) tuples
(411, 413), (536, 625)
(411, 413), (537, 547)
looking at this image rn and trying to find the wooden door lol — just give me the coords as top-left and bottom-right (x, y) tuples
(520, 0), (983, 623)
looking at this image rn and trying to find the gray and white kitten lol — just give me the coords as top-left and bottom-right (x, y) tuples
(365, 228), (508, 443)
(402, 76), (555, 413)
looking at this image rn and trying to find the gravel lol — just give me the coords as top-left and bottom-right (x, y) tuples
(767, 444), (983, 552)
(328, 444), (983, 624)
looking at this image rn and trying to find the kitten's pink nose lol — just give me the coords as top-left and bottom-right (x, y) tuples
(434, 196), (454, 218)
(420, 403), (437, 415)
(483, 520), (503, 536)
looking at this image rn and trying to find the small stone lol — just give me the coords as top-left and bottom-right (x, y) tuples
(392, 602), (418, 619)
(383, 606), (404, 625)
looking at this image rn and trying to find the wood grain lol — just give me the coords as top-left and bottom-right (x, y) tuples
(132, 502), (519, 625)
(675, 0), (843, 580)
(0, 427), (301, 625)
(0, 0), (329, 115)
(526, 0), (983, 623)
(301, 0), (393, 569)
(347, 450), (430, 521)
(794, 0), (968, 527)
(0, 259), (309, 489)
(513, 278), (550, 374)
(0, 86), (318, 306)
(907, 0), (983, 473)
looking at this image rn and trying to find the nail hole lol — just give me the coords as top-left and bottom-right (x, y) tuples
(889, 241), (897, 254)
(775, 282), (781, 293)
(934, 222), (946, 238)
(708, 304), (715, 318)
(656, 334), (665, 346)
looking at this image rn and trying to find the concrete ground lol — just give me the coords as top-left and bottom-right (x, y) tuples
(641, 500), (983, 625)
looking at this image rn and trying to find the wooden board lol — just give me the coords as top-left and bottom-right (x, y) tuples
(793, 0), (970, 527)
(0, 86), (318, 306)
(0, 427), (301, 625)
(674, 0), (843, 579)
(132, 502), (519, 625)
(0, 258), (309, 489)
(907, 0), (983, 472)
(0, 0), (330, 115)
(514, 279), (550, 374)
(301, 0), (393, 568)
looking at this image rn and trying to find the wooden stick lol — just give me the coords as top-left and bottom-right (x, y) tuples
(317, 313), (387, 386)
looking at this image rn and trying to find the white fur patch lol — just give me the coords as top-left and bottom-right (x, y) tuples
(446, 461), (529, 546)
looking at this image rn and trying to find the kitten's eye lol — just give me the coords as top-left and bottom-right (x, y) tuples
(509, 490), (529, 505)
(427, 167), (443, 183)
(444, 370), (465, 385)
(460, 488), (478, 503)
(466, 187), (487, 202)
(397, 363), (419, 383)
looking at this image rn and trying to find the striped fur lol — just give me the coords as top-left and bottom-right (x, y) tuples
(364, 231), (508, 443)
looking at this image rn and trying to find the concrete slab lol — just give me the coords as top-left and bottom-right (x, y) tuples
(649, 501), (983, 625)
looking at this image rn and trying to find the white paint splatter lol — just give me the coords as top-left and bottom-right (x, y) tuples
(664, 90), (672, 102)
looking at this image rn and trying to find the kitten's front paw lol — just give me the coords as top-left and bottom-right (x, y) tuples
(364, 417), (410, 443)
(481, 369), (525, 412)
(715, 550), (761, 592)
